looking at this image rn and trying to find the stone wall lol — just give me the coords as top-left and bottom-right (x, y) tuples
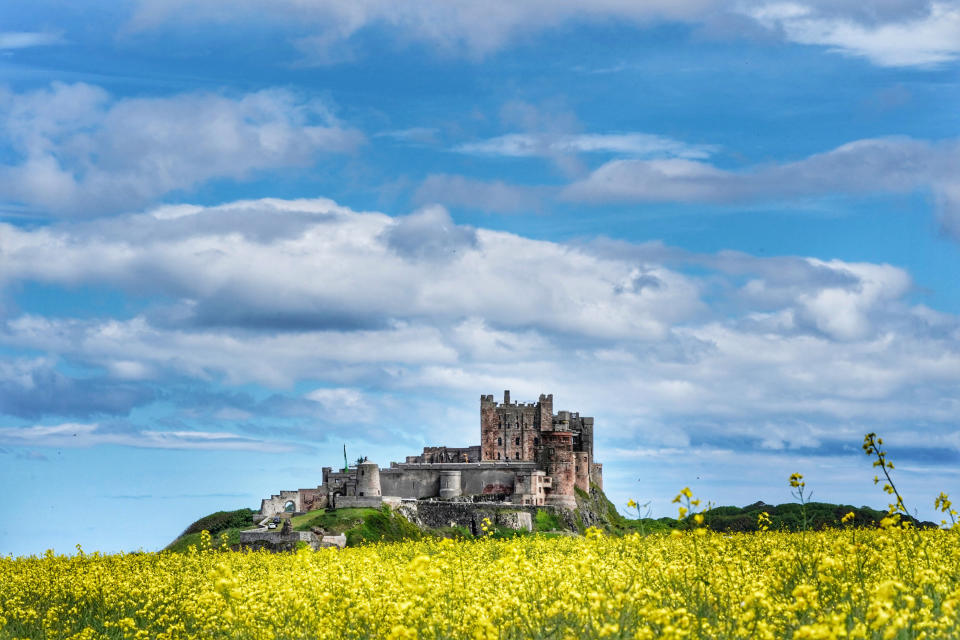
(238, 529), (318, 551)
(380, 462), (538, 499)
(397, 501), (538, 534)
(334, 495), (384, 509)
(259, 490), (301, 517)
(298, 488), (326, 512)
(407, 446), (481, 463)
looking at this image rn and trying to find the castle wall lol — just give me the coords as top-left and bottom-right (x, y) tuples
(590, 463), (603, 490)
(298, 488), (326, 512)
(408, 446), (481, 463)
(259, 490), (301, 517)
(335, 495), (384, 509)
(397, 502), (537, 534)
(380, 462), (538, 499)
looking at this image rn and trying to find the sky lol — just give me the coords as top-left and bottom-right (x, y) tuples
(0, 0), (958, 556)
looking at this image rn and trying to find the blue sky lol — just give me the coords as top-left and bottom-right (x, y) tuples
(1, 0), (959, 555)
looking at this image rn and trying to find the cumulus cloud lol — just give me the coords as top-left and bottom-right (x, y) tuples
(0, 196), (958, 514)
(0, 83), (363, 216)
(382, 205), (478, 260)
(0, 198), (700, 342)
(0, 357), (155, 419)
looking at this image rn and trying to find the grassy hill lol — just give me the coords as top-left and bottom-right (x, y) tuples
(164, 508), (257, 552)
(292, 506), (425, 546)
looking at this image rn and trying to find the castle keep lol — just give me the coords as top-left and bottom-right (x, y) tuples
(258, 391), (602, 516)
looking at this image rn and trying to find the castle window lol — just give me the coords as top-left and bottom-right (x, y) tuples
(534, 437), (539, 446)
(497, 453), (501, 460)
(361, 470), (364, 476)
(515, 437), (520, 445)
(497, 437), (502, 446)
(515, 452), (520, 460)
(359, 492), (364, 496)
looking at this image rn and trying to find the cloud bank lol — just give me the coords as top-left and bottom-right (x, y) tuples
(0, 197), (956, 469)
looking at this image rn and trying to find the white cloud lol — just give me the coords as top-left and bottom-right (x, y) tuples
(0, 198), (701, 342)
(0, 197), (956, 440)
(456, 132), (716, 160)
(413, 175), (550, 213)
(0, 32), (64, 49)
(0, 422), (299, 452)
(746, 1), (960, 67)
(564, 136), (960, 239)
(0, 83), (363, 216)
(304, 387), (373, 423)
(127, 0), (717, 61)
(124, 0), (960, 68)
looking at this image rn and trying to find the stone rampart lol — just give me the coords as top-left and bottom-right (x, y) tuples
(395, 501), (568, 534)
(334, 495), (384, 509)
(380, 461), (537, 499)
(238, 529), (319, 551)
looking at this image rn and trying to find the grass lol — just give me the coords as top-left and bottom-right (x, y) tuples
(290, 506), (424, 546)
(290, 507), (381, 534)
(164, 527), (244, 553)
(534, 509), (564, 532)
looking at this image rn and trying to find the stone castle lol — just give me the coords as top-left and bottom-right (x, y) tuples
(258, 391), (602, 517)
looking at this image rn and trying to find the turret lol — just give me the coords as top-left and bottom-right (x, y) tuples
(439, 470), (462, 499)
(356, 461), (381, 497)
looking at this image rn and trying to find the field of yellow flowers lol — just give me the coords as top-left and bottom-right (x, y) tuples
(2, 522), (960, 640)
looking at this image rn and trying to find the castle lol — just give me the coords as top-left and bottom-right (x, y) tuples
(258, 391), (602, 517)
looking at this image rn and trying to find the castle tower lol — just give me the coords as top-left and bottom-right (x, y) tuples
(580, 417), (594, 461)
(535, 393), (553, 432)
(541, 430), (576, 508)
(480, 393), (499, 461)
(574, 451), (590, 493)
(356, 461), (381, 497)
(439, 470), (462, 499)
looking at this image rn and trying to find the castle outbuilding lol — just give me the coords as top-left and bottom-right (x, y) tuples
(258, 391), (602, 516)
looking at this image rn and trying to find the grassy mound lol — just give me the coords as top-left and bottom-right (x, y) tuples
(180, 508), (256, 536)
(165, 508), (256, 552)
(292, 506), (424, 546)
(165, 528), (246, 553)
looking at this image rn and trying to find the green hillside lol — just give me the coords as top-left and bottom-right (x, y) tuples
(164, 508), (257, 552)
